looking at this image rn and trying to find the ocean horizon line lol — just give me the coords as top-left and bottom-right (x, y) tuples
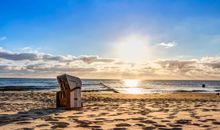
(0, 77), (220, 81)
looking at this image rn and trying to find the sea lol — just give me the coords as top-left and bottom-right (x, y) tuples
(0, 78), (220, 94)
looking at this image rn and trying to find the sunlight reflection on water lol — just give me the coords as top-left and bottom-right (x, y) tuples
(123, 79), (143, 94)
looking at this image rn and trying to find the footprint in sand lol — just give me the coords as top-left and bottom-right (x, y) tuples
(36, 123), (50, 127)
(168, 123), (182, 127)
(87, 114), (97, 117)
(202, 108), (210, 112)
(142, 126), (156, 130)
(75, 112), (84, 114)
(198, 119), (207, 123)
(76, 123), (90, 128)
(115, 123), (131, 127)
(75, 120), (93, 128)
(201, 125), (210, 128)
(54, 116), (66, 119)
(140, 120), (156, 124)
(95, 118), (106, 121)
(170, 128), (182, 130)
(109, 114), (118, 116)
(131, 117), (145, 121)
(17, 128), (34, 130)
(92, 128), (103, 130)
(93, 120), (104, 125)
(175, 119), (191, 125)
(134, 123), (145, 127)
(167, 116), (176, 119)
(16, 121), (32, 125)
(112, 128), (127, 130)
(192, 123), (201, 126)
(153, 123), (167, 128)
(76, 123), (101, 129)
(98, 112), (109, 116)
(44, 116), (59, 121)
(193, 116), (200, 119)
(89, 125), (102, 129)
(114, 119), (127, 121)
(213, 121), (220, 125)
(211, 109), (220, 112)
(152, 117), (163, 120)
(205, 119), (216, 122)
(68, 115), (81, 119)
(49, 121), (69, 129)
(161, 120), (170, 123)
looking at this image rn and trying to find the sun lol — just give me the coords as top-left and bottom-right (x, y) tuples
(113, 35), (150, 63)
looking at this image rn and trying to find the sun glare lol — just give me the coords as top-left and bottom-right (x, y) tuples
(114, 35), (150, 63)
(123, 79), (139, 87)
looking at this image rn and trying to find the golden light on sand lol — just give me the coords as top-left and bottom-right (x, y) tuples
(123, 79), (139, 87)
(114, 35), (150, 63)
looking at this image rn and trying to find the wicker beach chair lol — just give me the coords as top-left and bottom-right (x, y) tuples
(56, 74), (82, 109)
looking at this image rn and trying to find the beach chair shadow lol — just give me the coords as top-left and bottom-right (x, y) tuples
(0, 107), (67, 126)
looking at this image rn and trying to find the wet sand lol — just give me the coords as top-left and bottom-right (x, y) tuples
(0, 92), (220, 130)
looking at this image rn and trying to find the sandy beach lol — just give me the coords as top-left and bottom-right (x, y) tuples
(0, 92), (220, 130)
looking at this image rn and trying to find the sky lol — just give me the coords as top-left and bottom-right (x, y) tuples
(0, 0), (220, 79)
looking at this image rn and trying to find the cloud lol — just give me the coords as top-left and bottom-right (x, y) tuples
(0, 36), (7, 41)
(0, 47), (220, 79)
(0, 51), (39, 61)
(42, 54), (73, 62)
(26, 63), (97, 72)
(0, 48), (115, 63)
(201, 57), (220, 69)
(78, 55), (115, 64)
(0, 65), (9, 71)
(157, 60), (196, 70)
(156, 60), (200, 76)
(206, 62), (220, 69)
(158, 41), (176, 48)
